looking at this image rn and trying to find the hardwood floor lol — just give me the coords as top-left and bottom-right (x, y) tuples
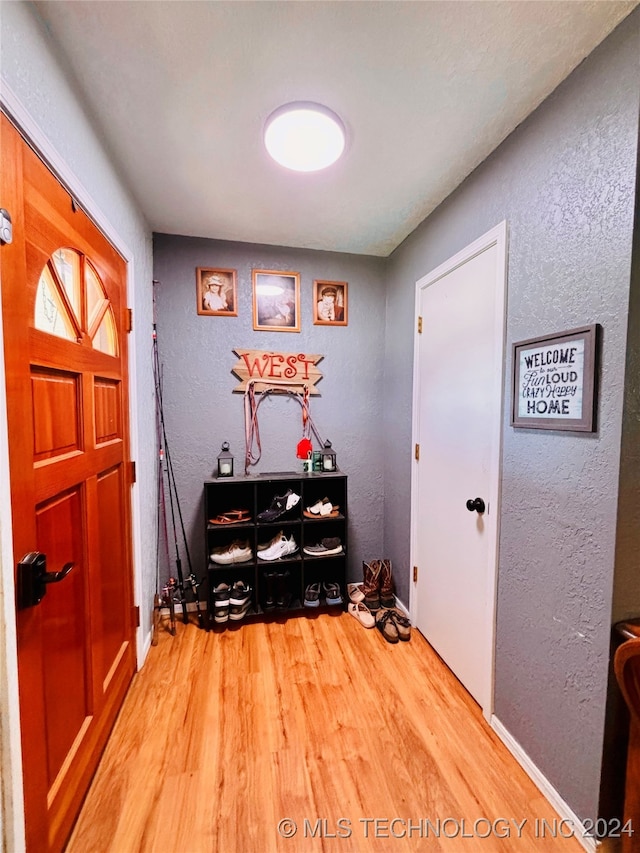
(66, 612), (583, 852)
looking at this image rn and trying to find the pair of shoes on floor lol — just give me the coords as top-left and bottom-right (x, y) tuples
(347, 582), (364, 604)
(348, 601), (375, 628)
(375, 608), (411, 643)
(347, 584), (374, 627)
(257, 489), (301, 522)
(263, 569), (292, 611)
(361, 558), (395, 611)
(303, 497), (340, 518)
(257, 531), (298, 561)
(212, 581), (252, 624)
(304, 581), (342, 607)
(302, 537), (343, 557)
(209, 540), (252, 565)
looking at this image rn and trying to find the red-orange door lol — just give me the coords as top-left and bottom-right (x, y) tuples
(1, 114), (137, 852)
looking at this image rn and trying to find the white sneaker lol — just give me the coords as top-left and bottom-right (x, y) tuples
(257, 534), (298, 561)
(258, 530), (284, 552)
(209, 540), (252, 565)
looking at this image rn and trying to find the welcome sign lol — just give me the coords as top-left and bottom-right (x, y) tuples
(511, 325), (598, 432)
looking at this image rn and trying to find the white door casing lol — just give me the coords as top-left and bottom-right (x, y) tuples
(410, 221), (507, 719)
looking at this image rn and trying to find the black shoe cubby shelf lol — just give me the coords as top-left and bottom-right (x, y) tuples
(204, 472), (347, 626)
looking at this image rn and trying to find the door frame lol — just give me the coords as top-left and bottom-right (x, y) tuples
(409, 220), (508, 720)
(0, 86), (144, 851)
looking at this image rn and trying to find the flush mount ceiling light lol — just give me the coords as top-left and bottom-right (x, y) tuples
(264, 102), (346, 172)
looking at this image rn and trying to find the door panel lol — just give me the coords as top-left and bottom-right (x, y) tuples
(96, 466), (128, 685)
(1, 113), (136, 852)
(414, 230), (505, 712)
(31, 368), (81, 461)
(37, 488), (89, 788)
(94, 379), (121, 444)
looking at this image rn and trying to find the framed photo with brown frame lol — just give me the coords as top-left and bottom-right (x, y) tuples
(252, 270), (300, 332)
(511, 324), (599, 431)
(196, 267), (238, 317)
(313, 280), (348, 326)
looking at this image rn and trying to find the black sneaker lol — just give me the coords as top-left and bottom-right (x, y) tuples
(323, 582), (343, 605)
(229, 581), (252, 621)
(275, 570), (292, 610)
(304, 582), (321, 607)
(302, 537), (343, 557)
(212, 582), (231, 623)
(263, 570), (276, 611)
(257, 489), (301, 522)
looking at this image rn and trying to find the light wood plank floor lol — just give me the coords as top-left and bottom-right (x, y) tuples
(66, 612), (584, 852)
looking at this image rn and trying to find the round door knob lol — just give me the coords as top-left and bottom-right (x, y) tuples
(466, 497), (485, 513)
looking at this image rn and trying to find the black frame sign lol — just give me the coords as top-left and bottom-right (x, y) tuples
(511, 324), (599, 431)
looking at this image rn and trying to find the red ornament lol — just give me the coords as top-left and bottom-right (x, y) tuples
(296, 437), (313, 459)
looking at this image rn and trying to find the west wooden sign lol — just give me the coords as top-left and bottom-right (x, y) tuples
(232, 348), (323, 394)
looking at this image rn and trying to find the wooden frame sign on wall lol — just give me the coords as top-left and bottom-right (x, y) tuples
(511, 324), (599, 432)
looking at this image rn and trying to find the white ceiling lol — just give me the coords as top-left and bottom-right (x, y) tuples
(35, 0), (638, 257)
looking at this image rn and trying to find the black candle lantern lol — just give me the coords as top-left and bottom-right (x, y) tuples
(320, 439), (337, 472)
(217, 441), (234, 478)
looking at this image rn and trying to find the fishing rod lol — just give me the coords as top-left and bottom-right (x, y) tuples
(151, 393), (178, 642)
(152, 281), (208, 631)
(152, 291), (177, 643)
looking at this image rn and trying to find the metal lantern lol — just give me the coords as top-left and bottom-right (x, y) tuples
(320, 439), (337, 472)
(217, 441), (234, 478)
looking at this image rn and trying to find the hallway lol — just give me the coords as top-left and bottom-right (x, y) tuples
(67, 613), (583, 852)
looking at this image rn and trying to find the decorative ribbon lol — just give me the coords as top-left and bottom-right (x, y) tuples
(243, 380), (325, 474)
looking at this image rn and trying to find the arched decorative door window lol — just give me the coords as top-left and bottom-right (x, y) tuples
(35, 247), (118, 355)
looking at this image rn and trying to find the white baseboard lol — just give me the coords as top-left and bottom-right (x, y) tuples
(394, 597), (410, 618)
(491, 716), (602, 853)
(139, 627), (153, 666)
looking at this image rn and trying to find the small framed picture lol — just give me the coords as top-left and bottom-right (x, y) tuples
(252, 270), (300, 332)
(313, 280), (348, 326)
(511, 324), (599, 431)
(196, 268), (237, 316)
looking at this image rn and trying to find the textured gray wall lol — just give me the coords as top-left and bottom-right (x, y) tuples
(383, 10), (639, 823)
(153, 236), (385, 586)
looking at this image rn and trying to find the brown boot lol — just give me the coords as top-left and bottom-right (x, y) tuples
(379, 559), (396, 609)
(362, 560), (381, 612)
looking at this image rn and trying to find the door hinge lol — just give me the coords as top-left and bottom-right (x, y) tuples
(133, 605), (140, 628)
(129, 460), (136, 484)
(418, 316), (423, 334)
(413, 566), (418, 583)
(0, 208), (13, 245)
(124, 307), (133, 333)
(415, 443), (420, 461)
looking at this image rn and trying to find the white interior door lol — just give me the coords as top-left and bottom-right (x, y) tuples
(411, 222), (507, 716)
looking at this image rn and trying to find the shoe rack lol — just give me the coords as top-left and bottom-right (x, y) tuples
(204, 472), (347, 626)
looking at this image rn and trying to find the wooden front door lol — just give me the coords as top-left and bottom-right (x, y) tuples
(1, 114), (137, 852)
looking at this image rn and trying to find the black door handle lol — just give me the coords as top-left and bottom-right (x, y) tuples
(17, 551), (74, 609)
(42, 562), (74, 585)
(466, 497), (486, 514)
